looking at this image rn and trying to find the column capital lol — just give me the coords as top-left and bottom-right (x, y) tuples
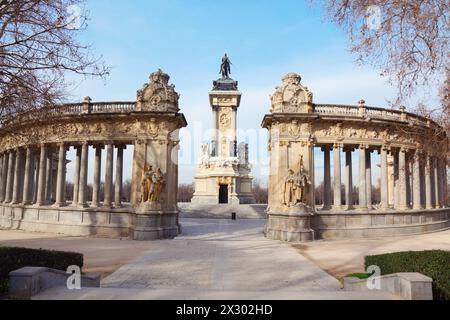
(359, 144), (369, 150)
(92, 144), (105, 150)
(321, 145), (331, 152)
(381, 144), (391, 152)
(343, 146), (355, 153)
(115, 144), (127, 150)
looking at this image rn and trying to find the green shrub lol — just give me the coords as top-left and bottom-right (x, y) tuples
(0, 247), (83, 294)
(345, 273), (372, 280)
(365, 250), (450, 300)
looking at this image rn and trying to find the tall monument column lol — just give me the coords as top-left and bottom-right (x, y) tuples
(191, 55), (255, 205)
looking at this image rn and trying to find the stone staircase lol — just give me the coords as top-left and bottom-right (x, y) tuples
(179, 203), (267, 219)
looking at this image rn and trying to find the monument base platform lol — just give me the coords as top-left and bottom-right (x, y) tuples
(191, 194), (255, 205)
(0, 203), (180, 241)
(265, 204), (315, 242)
(179, 203), (266, 219)
(265, 207), (450, 242)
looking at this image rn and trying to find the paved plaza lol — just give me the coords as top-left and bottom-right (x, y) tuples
(2, 218), (449, 299)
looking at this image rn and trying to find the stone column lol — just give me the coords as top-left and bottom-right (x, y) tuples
(114, 145), (125, 207)
(22, 147), (34, 205)
(12, 149), (23, 204)
(425, 154), (433, 210)
(433, 157), (440, 208)
(413, 151), (423, 210)
(45, 147), (54, 203)
(366, 149), (372, 210)
(442, 160), (448, 207)
(77, 142), (89, 207)
(72, 146), (81, 205)
(406, 157), (412, 208)
(33, 153), (40, 204)
(36, 144), (48, 206)
(438, 159), (444, 208)
(322, 146), (331, 210)
(359, 145), (367, 211)
(397, 148), (408, 210)
(4, 151), (15, 203)
(103, 143), (114, 208)
(380, 146), (389, 210)
(333, 144), (342, 211)
(28, 151), (36, 204)
(92, 145), (102, 207)
(0, 153), (8, 203)
(0, 154), (3, 202)
(429, 157), (436, 208)
(439, 159), (447, 208)
(345, 148), (354, 210)
(393, 150), (399, 209)
(55, 143), (67, 207)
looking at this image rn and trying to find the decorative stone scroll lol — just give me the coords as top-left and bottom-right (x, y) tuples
(136, 69), (180, 113)
(270, 73), (313, 113)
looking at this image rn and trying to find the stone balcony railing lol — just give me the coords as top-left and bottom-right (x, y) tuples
(313, 103), (434, 128)
(2, 100), (436, 130)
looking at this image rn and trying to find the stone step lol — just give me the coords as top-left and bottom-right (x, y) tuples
(32, 286), (401, 300)
(179, 203), (267, 219)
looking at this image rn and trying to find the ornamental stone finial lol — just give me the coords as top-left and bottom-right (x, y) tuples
(270, 73), (313, 113)
(136, 69), (180, 112)
(150, 69), (170, 85)
(83, 96), (92, 103)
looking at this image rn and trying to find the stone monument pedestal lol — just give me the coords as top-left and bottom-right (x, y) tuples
(131, 203), (180, 240)
(265, 204), (315, 242)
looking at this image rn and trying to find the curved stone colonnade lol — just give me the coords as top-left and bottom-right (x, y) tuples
(0, 70), (187, 240)
(263, 73), (449, 242)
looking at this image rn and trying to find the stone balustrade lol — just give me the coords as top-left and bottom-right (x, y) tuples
(314, 103), (433, 127)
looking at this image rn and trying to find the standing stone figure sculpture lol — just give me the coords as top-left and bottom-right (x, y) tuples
(220, 53), (232, 79)
(283, 157), (311, 206)
(296, 161), (311, 204)
(199, 144), (210, 168)
(149, 168), (165, 202)
(141, 165), (154, 202)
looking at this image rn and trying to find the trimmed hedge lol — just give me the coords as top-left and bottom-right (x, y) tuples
(365, 250), (450, 300)
(0, 247), (83, 294)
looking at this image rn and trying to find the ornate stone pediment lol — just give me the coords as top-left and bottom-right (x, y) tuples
(136, 69), (180, 113)
(270, 73), (313, 114)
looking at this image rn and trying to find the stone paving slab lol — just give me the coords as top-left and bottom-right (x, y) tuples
(102, 219), (341, 292)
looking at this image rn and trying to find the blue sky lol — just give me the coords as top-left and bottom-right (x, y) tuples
(65, 0), (427, 186)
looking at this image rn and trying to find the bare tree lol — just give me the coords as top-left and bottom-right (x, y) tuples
(178, 183), (194, 203)
(322, 1), (448, 110)
(252, 179), (268, 204)
(0, 0), (109, 124)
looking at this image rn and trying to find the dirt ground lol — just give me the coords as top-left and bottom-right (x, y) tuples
(0, 231), (155, 279)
